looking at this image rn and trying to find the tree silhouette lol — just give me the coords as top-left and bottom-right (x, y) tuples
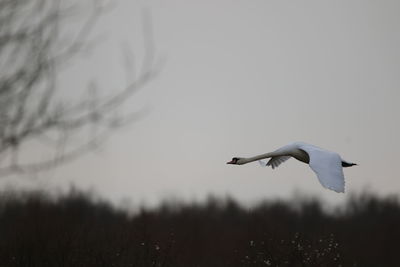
(0, 190), (399, 266)
(0, 0), (157, 177)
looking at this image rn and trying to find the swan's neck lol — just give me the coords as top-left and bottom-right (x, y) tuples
(242, 152), (277, 164)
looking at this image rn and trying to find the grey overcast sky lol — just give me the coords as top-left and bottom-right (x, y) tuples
(4, 0), (400, 206)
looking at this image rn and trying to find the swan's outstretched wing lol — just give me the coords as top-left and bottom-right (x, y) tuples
(298, 144), (345, 193)
(267, 156), (291, 169)
(258, 156), (291, 168)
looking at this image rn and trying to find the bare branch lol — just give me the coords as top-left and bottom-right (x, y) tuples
(0, 0), (158, 177)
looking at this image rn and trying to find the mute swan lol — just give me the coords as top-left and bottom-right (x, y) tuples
(227, 142), (356, 193)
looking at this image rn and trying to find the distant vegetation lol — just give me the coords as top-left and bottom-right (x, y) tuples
(0, 189), (399, 267)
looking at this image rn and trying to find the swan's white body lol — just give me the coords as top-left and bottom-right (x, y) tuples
(227, 142), (356, 193)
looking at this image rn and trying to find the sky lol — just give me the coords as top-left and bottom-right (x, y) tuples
(4, 0), (400, 207)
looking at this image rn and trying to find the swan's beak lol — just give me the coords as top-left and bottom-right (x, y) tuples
(226, 160), (234, 164)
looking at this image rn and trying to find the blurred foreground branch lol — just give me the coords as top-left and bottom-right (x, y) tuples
(0, 0), (158, 177)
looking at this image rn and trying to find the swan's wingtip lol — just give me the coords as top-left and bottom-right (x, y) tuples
(258, 160), (268, 167)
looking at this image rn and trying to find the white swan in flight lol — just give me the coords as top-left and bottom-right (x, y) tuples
(227, 142), (356, 193)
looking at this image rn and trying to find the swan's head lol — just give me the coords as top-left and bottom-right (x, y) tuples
(227, 157), (246, 165)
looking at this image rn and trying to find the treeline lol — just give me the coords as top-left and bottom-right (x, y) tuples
(0, 189), (399, 267)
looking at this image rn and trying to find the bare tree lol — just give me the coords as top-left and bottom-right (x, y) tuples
(0, 0), (158, 177)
